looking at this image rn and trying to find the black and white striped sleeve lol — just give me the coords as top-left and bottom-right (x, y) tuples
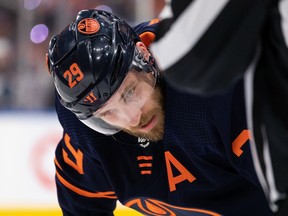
(151, 0), (267, 94)
(151, 1), (288, 215)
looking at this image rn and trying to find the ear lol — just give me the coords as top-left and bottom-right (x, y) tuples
(135, 41), (150, 60)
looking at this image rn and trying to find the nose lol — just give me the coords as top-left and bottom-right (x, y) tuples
(128, 110), (142, 127)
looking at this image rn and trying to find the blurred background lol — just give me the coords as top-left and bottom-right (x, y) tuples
(0, 0), (165, 215)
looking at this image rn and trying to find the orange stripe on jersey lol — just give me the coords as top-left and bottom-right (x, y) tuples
(232, 129), (251, 157)
(137, 156), (153, 161)
(139, 163), (152, 168)
(140, 170), (152, 175)
(54, 157), (63, 171)
(56, 171), (117, 199)
(148, 18), (160, 26)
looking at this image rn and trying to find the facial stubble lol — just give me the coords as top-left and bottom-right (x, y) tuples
(123, 86), (165, 142)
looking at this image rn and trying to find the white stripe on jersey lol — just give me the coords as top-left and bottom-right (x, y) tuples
(150, 0), (229, 71)
(279, 0), (288, 47)
(244, 46), (285, 213)
(158, 0), (173, 19)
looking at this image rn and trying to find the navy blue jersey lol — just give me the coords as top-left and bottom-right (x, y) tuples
(53, 21), (272, 216)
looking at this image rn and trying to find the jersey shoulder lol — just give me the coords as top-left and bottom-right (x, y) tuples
(133, 18), (161, 47)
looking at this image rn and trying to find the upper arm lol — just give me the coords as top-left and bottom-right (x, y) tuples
(54, 133), (117, 216)
(133, 19), (161, 48)
(54, 96), (117, 215)
(150, 0), (267, 94)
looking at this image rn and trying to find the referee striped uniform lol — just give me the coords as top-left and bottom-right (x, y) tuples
(151, 0), (288, 215)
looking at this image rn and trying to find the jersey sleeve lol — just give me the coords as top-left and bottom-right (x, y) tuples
(150, 0), (268, 94)
(54, 95), (117, 215)
(133, 18), (160, 48)
(209, 79), (261, 186)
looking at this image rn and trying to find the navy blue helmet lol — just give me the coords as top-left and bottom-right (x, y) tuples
(47, 9), (158, 134)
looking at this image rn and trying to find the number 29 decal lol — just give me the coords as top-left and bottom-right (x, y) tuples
(63, 63), (84, 88)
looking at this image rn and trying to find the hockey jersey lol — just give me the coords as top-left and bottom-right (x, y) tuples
(53, 20), (272, 216)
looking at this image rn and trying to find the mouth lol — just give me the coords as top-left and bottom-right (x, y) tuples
(138, 115), (157, 133)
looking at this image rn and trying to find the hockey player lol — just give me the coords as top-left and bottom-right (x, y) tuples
(46, 9), (272, 215)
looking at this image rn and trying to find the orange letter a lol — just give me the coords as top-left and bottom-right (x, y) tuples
(165, 151), (196, 192)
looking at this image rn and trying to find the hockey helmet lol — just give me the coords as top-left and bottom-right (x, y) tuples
(47, 9), (158, 135)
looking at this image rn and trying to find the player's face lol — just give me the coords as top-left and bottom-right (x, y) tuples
(122, 84), (164, 142)
(95, 70), (164, 141)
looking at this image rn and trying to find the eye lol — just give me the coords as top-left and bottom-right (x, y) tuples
(123, 88), (136, 102)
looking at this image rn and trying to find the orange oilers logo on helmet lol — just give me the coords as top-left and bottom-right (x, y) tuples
(78, 18), (100, 34)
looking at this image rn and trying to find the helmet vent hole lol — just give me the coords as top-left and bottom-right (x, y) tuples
(92, 11), (98, 18)
(110, 48), (123, 85)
